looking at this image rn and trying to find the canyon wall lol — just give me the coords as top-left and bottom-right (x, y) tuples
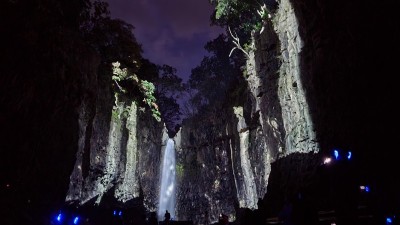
(65, 1), (323, 224)
(173, 0), (322, 223)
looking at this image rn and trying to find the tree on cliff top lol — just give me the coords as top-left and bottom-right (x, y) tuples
(185, 34), (243, 120)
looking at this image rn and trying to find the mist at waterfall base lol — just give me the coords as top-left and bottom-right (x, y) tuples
(158, 139), (177, 221)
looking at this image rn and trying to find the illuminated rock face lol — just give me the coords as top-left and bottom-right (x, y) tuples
(175, 119), (238, 224)
(272, 0), (319, 155)
(246, 0), (319, 158)
(174, 0), (322, 223)
(233, 106), (258, 210)
(114, 102), (140, 202)
(66, 95), (163, 212)
(4, 0), (394, 223)
(66, 0), (321, 223)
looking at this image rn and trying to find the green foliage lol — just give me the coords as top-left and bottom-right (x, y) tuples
(112, 61), (161, 122)
(122, 104), (132, 119)
(112, 61), (136, 93)
(210, 0), (272, 46)
(243, 41), (254, 53)
(112, 101), (131, 121)
(82, 1), (161, 121)
(213, 0), (231, 19)
(253, 21), (263, 33)
(141, 80), (161, 122)
(111, 101), (121, 120)
(176, 163), (184, 178)
(138, 60), (183, 133)
(141, 80), (156, 105)
(186, 34), (243, 117)
(111, 93), (130, 121)
(211, 0), (271, 24)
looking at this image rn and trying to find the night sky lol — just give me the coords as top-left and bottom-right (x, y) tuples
(105, 0), (224, 82)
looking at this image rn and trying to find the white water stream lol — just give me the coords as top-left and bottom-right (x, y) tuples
(158, 138), (176, 220)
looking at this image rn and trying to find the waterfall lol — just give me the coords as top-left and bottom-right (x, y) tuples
(158, 138), (176, 220)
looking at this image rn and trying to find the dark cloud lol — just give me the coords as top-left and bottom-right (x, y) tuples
(106, 0), (224, 82)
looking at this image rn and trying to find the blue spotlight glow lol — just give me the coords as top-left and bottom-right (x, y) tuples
(347, 151), (352, 160)
(73, 216), (80, 225)
(365, 186), (370, 192)
(113, 210), (116, 216)
(334, 150), (339, 160)
(386, 217), (392, 224)
(56, 213), (62, 222)
(119, 211), (122, 216)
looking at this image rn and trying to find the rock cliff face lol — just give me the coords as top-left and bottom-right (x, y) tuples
(66, 0), (322, 224)
(3, 0), (396, 224)
(68, 0), (395, 223)
(66, 87), (164, 211)
(173, 1), (323, 223)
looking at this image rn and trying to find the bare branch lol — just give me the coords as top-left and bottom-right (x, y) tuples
(114, 80), (124, 92)
(228, 26), (250, 58)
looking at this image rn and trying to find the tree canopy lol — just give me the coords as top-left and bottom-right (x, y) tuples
(209, 0), (274, 50)
(185, 34), (244, 119)
(138, 61), (184, 133)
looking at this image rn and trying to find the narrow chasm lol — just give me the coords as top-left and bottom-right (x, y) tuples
(2, 0), (398, 225)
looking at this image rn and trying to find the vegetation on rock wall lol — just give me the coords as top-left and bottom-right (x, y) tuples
(210, 0), (273, 46)
(81, 1), (164, 123)
(84, 1), (184, 132)
(0, 0), (182, 222)
(112, 61), (161, 122)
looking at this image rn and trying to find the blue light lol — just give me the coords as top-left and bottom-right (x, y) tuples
(347, 151), (352, 160)
(334, 150), (339, 160)
(119, 211), (122, 216)
(386, 217), (392, 224)
(365, 186), (370, 192)
(56, 213), (62, 222)
(113, 210), (116, 216)
(73, 216), (80, 225)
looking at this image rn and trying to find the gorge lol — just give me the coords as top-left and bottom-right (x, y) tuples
(1, 0), (398, 225)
